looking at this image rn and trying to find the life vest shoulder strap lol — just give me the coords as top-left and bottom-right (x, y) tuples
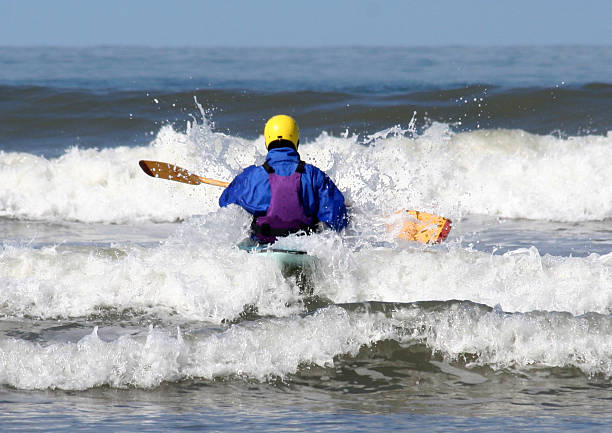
(262, 161), (274, 173)
(261, 160), (305, 174)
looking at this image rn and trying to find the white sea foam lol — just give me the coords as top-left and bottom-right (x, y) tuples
(316, 244), (612, 315)
(0, 212), (304, 322)
(0, 304), (609, 390)
(0, 307), (386, 390)
(1, 221), (610, 321)
(394, 302), (612, 377)
(1, 115), (611, 223)
(1, 115), (610, 391)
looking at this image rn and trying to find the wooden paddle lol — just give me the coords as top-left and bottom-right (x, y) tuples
(139, 160), (229, 188)
(138, 160), (451, 244)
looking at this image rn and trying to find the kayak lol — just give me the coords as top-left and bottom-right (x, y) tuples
(237, 238), (319, 295)
(237, 238), (316, 268)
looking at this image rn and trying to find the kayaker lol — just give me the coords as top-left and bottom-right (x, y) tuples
(219, 114), (348, 244)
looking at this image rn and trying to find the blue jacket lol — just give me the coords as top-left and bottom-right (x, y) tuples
(219, 147), (348, 231)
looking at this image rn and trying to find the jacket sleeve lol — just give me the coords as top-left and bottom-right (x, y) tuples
(218, 165), (270, 216)
(309, 167), (348, 231)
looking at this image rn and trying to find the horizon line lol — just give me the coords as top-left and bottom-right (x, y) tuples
(1, 43), (611, 49)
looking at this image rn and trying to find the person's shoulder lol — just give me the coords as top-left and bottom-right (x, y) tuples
(302, 162), (328, 180)
(236, 164), (265, 177)
(302, 161), (323, 173)
(228, 164), (266, 187)
(241, 164), (260, 173)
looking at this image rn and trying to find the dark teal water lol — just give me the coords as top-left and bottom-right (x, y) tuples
(1, 46), (611, 157)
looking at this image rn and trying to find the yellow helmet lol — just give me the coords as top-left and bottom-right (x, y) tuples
(264, 115), (299, 149)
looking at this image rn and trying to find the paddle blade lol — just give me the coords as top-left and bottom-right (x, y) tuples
(387, 210), (452, 244)
(139, 160), (202, 185)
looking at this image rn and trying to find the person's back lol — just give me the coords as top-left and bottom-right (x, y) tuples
(219, 115), (347, 243)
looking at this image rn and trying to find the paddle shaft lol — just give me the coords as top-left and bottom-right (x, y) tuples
(196, 176), (229, 188)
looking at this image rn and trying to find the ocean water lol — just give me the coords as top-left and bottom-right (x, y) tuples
(0, 46), (611, 432)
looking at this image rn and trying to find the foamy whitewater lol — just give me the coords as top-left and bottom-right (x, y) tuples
(1, 112), (611, 389)
(1, 46), (611, 431)
(2, 111), (612, 223)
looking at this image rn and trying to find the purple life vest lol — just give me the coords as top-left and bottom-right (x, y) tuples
(252, 161), (316, 243)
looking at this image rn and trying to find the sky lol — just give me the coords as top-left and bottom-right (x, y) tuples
(1, 0), (611, 47)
